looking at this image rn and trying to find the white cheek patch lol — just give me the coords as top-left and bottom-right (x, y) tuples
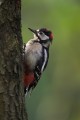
(38, 33), (49, 41)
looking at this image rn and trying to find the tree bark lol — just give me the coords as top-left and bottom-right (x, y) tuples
(0, 0), (28, 120)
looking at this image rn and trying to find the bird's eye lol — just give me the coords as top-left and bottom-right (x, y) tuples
(39, 32), (43, 35)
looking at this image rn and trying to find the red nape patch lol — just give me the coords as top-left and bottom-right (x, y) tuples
(50, 33), (53, 40)
(24, 72), (34, 87)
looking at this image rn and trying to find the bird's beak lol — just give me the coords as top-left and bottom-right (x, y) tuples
(28, 28), (37, 35)
(28, 28), (41, 40)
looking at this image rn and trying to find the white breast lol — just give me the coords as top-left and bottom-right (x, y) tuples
(24, 41), (42, 70)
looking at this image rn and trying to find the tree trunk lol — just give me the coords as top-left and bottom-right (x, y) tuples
(0, 0), (28, 120)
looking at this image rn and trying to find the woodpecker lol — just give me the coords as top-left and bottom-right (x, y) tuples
(24, 28), (53, 94)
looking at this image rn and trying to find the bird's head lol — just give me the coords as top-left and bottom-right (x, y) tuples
(28, 28), (54, 47)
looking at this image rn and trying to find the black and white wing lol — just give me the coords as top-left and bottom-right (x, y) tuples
(28, 47), (49, 91)
(34, 47), (49, 81)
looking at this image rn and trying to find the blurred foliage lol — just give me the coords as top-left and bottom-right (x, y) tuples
(22, 0), (80, 120)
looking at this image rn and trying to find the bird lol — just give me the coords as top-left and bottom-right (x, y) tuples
(23, 28), (53, 94)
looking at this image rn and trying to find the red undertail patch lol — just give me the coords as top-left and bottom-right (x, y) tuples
(24, 72), (34, 87)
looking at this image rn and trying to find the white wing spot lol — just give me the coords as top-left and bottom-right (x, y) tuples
(41, 49), (47, 72)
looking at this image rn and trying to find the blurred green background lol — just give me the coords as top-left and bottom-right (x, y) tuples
(22, 0), (80, 120)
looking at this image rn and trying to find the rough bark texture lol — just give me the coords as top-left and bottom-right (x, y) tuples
(0, 0), (28, 120)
